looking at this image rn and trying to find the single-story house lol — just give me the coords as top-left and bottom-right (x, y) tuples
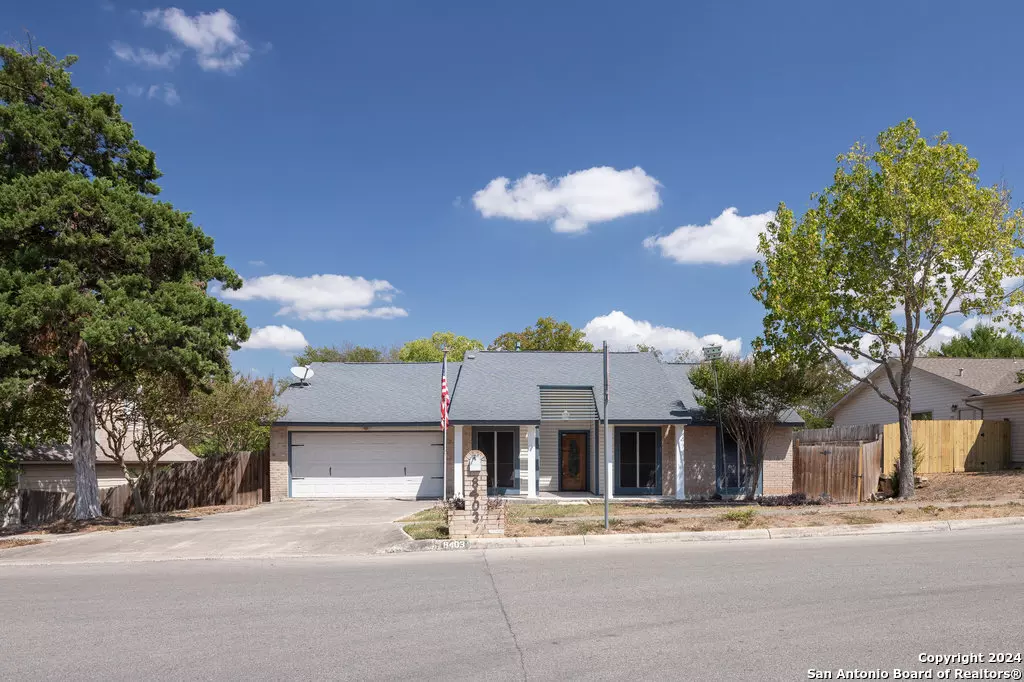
(270, 351), (802, 500)
(827, 357), (1024, 467)
(14, 430), (198, 492)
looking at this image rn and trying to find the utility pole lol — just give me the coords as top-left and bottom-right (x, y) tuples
(702, 344), (725, 492)
(603, 341), (610, 530)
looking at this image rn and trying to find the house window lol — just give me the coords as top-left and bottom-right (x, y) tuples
(912, 411), (933, 421)
(475, 429), (517, 490)
(615, 428), (660, 495)
(718, 431), (742, 493)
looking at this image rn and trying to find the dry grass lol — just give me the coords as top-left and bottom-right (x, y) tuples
(506, 502), (1024, 537)
(911, 470), (1024, 503)
(0, 538), (43, 551)
(403, 522), (450, 540)
(397, 507), (446, 524)
(1, 505), (253, 538)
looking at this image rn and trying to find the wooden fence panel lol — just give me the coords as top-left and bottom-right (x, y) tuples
(825, 445), (861, 503)
(795, 425), (881, 444)
(882, 420), (1009, 475)
(861, 439), (883, 500)
(15, 450), (269, 526)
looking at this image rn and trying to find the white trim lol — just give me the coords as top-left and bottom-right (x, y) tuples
(604, 421), (614, 499)
(675, 425), (685, 500)
(526, 425), (537, 498)
(454, 427), (464, 497)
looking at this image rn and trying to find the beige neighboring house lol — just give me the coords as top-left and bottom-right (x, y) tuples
(827, 357), (1024, 467)
(14, 430), (198, 492)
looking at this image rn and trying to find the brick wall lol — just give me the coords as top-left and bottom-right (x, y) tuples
(269, 425), (289, 501)
(661, 425), (676, 497)
(762, 427), (795, 496)
(683, 425), (717, 499)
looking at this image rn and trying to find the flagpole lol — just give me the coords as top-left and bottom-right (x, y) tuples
(442, 347), (449, 500)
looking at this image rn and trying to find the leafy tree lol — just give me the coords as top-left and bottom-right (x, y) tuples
(293, 343), (399, 365)
(490, 317), (594, 352)
(398, 332), (483, 362)
(185, 375), (287, 456)
(795, 357), (854, 429)
(753, 119), (1024, 499)
(0, 47), (248, 518)
(0, 379), (67, 495)
(95, 374), (284, 512)
(927, 324), (1024, 358)
(689, 355), (825, 499)
(634, 343), (663, 361)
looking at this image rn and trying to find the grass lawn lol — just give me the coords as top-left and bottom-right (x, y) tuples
(398, 498), (1024, 540)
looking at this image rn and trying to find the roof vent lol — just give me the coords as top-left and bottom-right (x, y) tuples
(958, 368), (964, 377)
(465, 353), (476, 360)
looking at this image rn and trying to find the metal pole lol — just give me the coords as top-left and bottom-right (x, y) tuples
(712, 358), (726, 491)
(603, 341), (610, 530)
(442, 347), (449, 500)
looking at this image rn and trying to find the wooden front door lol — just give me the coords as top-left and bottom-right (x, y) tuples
(559, 432), (588, 492)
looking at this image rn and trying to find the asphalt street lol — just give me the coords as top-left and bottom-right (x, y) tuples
(2, 527), (1023, 681)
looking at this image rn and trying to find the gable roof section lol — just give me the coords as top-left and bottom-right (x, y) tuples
(275, 361), (459, 425)
(447, 351), (688, 424)
(826, 357), (1024, 417)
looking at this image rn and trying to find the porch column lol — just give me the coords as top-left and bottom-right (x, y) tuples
(675, 425), (685, 500)
(454, 427), (464, 497)
(526, 425), (537, 498)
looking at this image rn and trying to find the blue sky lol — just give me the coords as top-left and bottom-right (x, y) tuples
(5, 1), (1024, 377)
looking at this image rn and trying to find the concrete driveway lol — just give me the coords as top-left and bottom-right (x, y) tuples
(0, 499), (432, 565)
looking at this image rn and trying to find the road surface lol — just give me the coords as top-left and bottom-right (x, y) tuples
(2, 527), (1022, 681)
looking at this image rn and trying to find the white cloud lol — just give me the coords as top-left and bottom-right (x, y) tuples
(147, 83), (180, 105)
(643, 207), (775, 265)
(473, 166), (661, 233)
(220, 274), (408, 321)
(240, 325), (308, 351)
(111, 42), (179, 69)
(582, 311), (742, 361)
(143, 8), (251, 72)
(124, 83), (145, 97)
(248, 260), (266, 267)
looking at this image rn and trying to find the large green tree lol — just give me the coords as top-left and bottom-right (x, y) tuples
(753, 119), (1024, 499)
(489, 317), (594, 352)
(927, 324), (1024, 358)
(398, 332), (483, 362)
(0, 47), (248, 518)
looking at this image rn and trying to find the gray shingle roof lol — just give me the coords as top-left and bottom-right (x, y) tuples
(14, 430), (197, 464)
(660, 361), (804, 426)
(912, 357), (1024, 395)
(275, 362), (460, 425)
(447, 351), (688, 423)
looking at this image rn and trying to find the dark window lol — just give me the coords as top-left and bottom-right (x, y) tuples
(720, 432), (741, 490)
(912, 411), (933, 421)
(617, 429), (660, 493)
(476, 430), (517, 489)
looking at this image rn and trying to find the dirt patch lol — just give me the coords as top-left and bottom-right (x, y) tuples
(911, 471), (1024, 503)
(506, 502), (1024, 537)
(0, 538), (44, 551)
(0, 505), (253, 538)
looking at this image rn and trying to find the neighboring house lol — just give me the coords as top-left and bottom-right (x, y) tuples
(827, 357), (1024, 467)
(270, 351), (802, 501)
(14, 430), (198, 492)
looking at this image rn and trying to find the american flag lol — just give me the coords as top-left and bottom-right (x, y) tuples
(440, 354), (450, 430)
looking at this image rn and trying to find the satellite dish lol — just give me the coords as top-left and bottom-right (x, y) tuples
(290, 366), (314, 385)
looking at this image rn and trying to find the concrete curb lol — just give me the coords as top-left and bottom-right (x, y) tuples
(383, 516), (1024, 553)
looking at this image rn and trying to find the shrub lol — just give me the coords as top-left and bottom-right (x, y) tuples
(719, 508), (758, 527)
(758, 492), (823, 507)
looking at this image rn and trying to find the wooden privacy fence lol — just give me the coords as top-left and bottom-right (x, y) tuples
(881, 420), (1010, 475)
(793, 436), (883, 503)
(16, 450), (268, 526)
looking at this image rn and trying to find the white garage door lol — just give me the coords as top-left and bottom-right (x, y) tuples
(290, 431), (444, 498)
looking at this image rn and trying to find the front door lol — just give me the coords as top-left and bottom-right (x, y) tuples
(559, 432), (588, 492)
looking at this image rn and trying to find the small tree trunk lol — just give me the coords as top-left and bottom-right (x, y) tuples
(69, 338), (102, 520)
(130, 478), (145, 514)
(897, 398), (915, 500)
